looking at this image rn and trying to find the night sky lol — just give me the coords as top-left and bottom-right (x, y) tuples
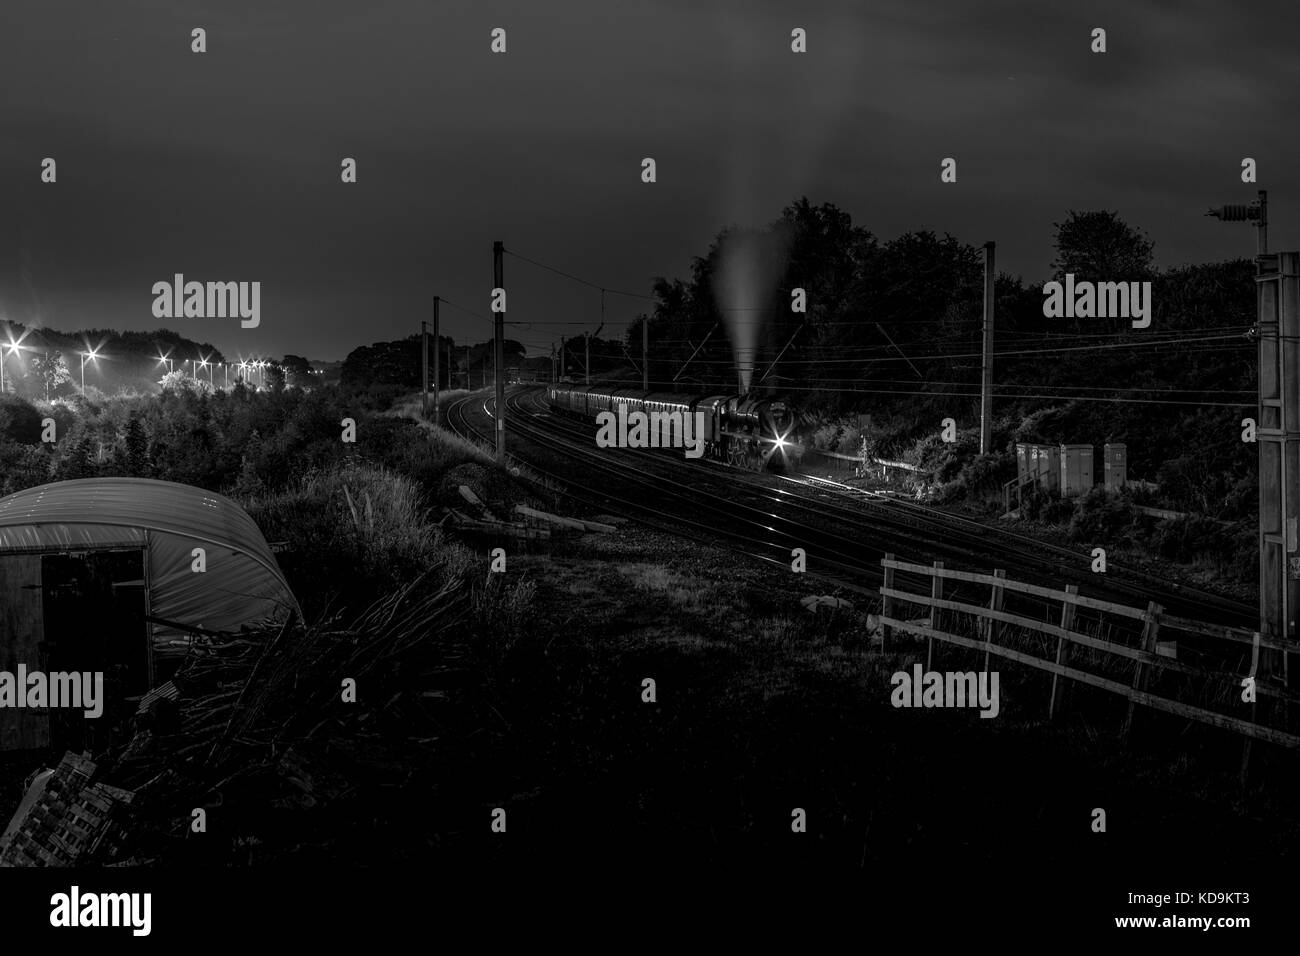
(1, 0), (1296, 361)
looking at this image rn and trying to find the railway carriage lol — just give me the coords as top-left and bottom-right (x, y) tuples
(546, 383), (804, 472)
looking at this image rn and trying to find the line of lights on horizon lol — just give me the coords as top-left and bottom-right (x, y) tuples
(0, 322), (320, 396)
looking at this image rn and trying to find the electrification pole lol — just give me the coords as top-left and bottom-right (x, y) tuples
(493, 240), (505, 457)
(980, 241), (995, 456)
(1255, 250), (1297, 686)
(1208, 191), (1285, 690)
(433, 295), (441, 424)
(421, 320), (429, 419)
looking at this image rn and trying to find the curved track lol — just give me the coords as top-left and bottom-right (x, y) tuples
(447, 387), (1254, 627)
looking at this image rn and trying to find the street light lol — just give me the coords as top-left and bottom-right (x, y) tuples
(77, 346), (101, 394)
(156, 348), (174, 375)
(1, 330), (31, 395)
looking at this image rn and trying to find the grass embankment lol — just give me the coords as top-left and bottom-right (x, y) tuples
(447, 527), (1296, 873)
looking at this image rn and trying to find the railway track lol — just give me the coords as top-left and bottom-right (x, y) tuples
(447, 387), (1254, 628)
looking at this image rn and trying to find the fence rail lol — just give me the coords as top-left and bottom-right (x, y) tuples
(879, 554), (1300, 750)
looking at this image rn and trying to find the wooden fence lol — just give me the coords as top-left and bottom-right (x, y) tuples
(878, 554), (1300, 750)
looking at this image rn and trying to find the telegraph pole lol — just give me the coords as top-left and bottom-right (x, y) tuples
(493, 240), (506, 457)
(642, 317), (649, 391)
(421, 319), (429, 419)
(980, 241), (995, 456)
(585, 321), (604, 387)
(432, 296), (441, 424)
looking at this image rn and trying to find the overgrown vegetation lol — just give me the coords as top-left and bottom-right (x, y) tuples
(0, 383), (536, 632)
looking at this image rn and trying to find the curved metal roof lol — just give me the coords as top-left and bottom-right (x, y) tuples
(0, 478), (299, 637)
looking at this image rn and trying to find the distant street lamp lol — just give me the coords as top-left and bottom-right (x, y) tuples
(1, 331), (31, 394)
(78, 346), (101, 394)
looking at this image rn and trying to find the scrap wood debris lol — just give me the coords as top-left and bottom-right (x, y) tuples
(0, 560), (501, 867)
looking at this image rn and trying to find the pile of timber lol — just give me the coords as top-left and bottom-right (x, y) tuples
(1, 561), (486, 867)
(446, 485), (614, 538)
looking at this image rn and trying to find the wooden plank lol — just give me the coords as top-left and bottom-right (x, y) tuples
(514, 504), (588, 531)
(1161, 614), (1300, 654)
(1049, 585), (1079, 720)
(880, 588), (1089, 641)
(877, 617), (1300, 749)
(880, 559), (1149, 620)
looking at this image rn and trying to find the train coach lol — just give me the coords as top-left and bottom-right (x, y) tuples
(545, 383), (804, 472)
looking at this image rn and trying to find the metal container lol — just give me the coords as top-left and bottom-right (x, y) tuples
(1104, 442), (1127, 490)
(1060, 444), (1094, 497)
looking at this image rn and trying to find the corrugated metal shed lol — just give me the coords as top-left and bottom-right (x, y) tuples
(0, 478), (299, 639)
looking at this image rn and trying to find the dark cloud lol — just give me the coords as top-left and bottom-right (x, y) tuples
(1, 0), (1297, 359)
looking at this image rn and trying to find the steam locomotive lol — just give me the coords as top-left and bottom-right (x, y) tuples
(545, 383), (805, 472)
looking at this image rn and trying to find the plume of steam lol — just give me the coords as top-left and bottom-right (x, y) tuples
(712, 229), (787, 395)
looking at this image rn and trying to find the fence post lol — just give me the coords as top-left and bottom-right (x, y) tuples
(881, 553), (895, 653)
(1122, 601), (1162, 741)
(927, 561), (943, 670)
(983, 568), (1006, 672)
(1049, 585), (1079, 720)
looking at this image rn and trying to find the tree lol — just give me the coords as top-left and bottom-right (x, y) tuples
(159, 369), (213, 395)
(0, 395), (43, 444)
(29, 350), (72, 401)
(281, 354), (314, 389)
(1050, 210), (1155, 281)
(123, 417), (149, 473)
